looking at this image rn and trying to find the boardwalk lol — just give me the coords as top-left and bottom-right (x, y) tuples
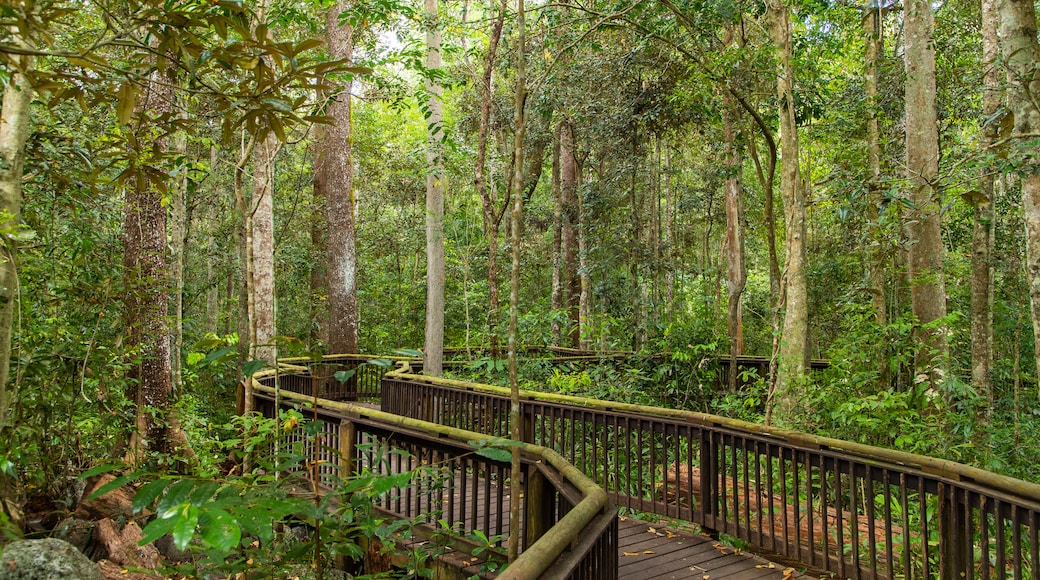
(617, 518), (802, 580)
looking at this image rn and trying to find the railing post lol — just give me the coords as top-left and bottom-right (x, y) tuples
(339, 419), (357, 477)
(699, 427), (718, 536)
(938, 483), (969, 579)
(524, 465), (551, 550)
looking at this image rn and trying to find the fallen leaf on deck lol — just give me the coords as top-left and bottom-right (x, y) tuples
(623, 552), (640, 557)
(643, 550), (654, 554)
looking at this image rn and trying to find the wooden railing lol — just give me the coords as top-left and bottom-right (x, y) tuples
(381, 370), (1040, 580)
(252, 359), (618, 580)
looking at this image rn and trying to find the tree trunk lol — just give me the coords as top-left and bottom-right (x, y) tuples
(476, 0), (506, 356)
(560, 119), (580, 348)
(169, 125), (188, 395)
(768, 0), (809, 424)
(323, 1), (358, 356)
(0, 39), (32, 429)
(123, 54), (177, 460)
(862, 4), (892, 391)
(424, 0), (446, 375)
(722, 87), (746, 393)
(250, 133), (279, 367)
(578, 161), (591, 350)
(997, 0), (1040, 402)
(973, 0), (999, 420)
(507, 0), (527, 562)
(550, 122), (563, 344)
(904, 0), (948, 386)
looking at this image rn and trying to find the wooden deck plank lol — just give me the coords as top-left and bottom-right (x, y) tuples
(618, 517), (805, 580)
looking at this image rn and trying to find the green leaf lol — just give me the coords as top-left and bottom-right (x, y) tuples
(132, 479), (171, 514)
(139, 513), (178, 546)
(188, 481), (220, 506)
(368, 358), (392, 368)
(242, 359), (267, 377)
(87, 474), (136, 502)
(394, 349), (424, 358)
(172, 505), (199, 550)
(116, 81), (135, 125)
(334, 369), (356, 383)
(80, 463), (123, 479)
(200, 508), (240, 553)
(474, 447), (512, 463)
(157, 479), (196, 516)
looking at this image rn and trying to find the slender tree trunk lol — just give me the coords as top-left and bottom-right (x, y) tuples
(551, 123), (563, 344)
(507, 0), (527, 562)
(560, 119), (580, 347)
(475, 3), (506, 355)
(424, 0), (446, 375)
(767, 0), (809, 424)
(904, 0), (948, 387)
(862, 5), (892, 392)
(578, 161), (591, 349)
(169, 125), (188, 394)
(123, 53), (178, 460)
(722, 88), (746, 393)
(998, 0), (1040, 399)
(973, 0), (999, 420)
(0, 39), (32, 429)
(251, 133), (279, 366)
(323, 1), (358, 356)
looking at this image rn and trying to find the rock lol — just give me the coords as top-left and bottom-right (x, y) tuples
(95, 519), (159, 570)
(0, 537), (103, 580)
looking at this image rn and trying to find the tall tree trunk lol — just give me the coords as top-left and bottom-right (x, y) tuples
(0, 38), (32, 429)
(973, 0), (999, 420)
(323, 1), (358, 356)
(863, 4), (891, 390)
(997, 0), (1040, 401)
(578, 161), (591, 349)
(507, 0), (527, 562)
(904, 0), (948, 387)
(722, 88), (746, 393)
(560, 119), (580, 347)
(550, 122), (563, 344)
(123, 53), (178, 460)
(767, 0), (809, 424)
(250, 133), (279, 366)
(424, 0), (446, 375)
(169, 125), (188, 395)
(476, 0), (506, 356)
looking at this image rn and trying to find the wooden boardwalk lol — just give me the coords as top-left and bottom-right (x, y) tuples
(617, 517), (803, 580)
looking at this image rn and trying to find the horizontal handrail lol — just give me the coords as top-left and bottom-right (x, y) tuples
(251, 364), (616, 579)
(383, 369), (1040, 578)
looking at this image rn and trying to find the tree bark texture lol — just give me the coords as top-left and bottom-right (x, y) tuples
(551, 123), (562, 343)
(903, 0), (948, 382)
(476, 0), (506, 355)
(768, 0), (809, 424)
(0, 41), (32, 428)
(560, 119), (580, 347)
(424, 0), (446, 375)
(997, 0), (1040, 402)
(973, 0), (999, 416)
(507, 0), (527, 561)
(722, 89), (746, 392)
(250, 132), (279, 366)
(322, 1), (358, 356)
(123, 55), (177, 458)
(864, 6), (887, 329)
